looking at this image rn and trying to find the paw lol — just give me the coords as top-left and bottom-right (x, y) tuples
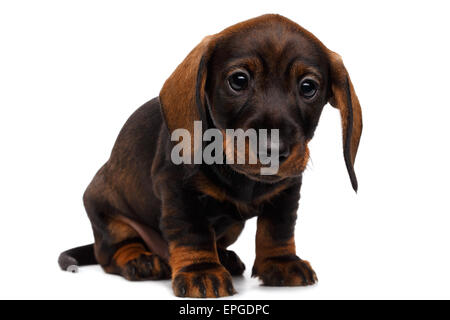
(121, 254), (171, 281)
(173, 263), (236, 298)
(252, 255), (317, 286)
(218, 249), (246, 276)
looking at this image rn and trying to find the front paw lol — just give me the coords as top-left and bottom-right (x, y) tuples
(173, 263), (236, 298)
(252, 255), (318, 286)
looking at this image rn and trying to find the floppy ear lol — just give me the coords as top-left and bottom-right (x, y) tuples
(328, 51), (362, 192)
(159, 36), (216, 151)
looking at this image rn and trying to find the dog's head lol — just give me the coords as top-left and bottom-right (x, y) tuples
(160, 14), (362, 191)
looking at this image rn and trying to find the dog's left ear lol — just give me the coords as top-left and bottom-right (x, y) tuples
(159, 35), (216, 154)
(327, 51), (363, 192)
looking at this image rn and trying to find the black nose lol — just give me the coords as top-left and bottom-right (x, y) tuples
(258, 140), (290, 163)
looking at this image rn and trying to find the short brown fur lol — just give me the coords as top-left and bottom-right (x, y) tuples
(60, 14), (362, 298)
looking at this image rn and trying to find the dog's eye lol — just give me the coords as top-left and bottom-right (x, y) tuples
(299, 79), (318, 99)
(228, 72), (249, 91)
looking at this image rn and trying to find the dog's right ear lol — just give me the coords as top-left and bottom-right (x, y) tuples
(327, 51), (363, 192)
(159, 35), (217, 154)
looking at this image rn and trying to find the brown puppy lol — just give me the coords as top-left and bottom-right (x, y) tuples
(59, 14), (362, 298)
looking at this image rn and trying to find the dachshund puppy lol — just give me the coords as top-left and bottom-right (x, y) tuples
(59, 14), (362, 298)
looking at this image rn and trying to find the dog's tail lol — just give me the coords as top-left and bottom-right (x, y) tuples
(58, 244), (97, 273)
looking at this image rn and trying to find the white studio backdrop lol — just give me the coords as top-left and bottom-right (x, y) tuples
(1, 0), (449, 299)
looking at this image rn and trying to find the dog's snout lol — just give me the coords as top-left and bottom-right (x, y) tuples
(277, 140), (290, 162)
(258, 139), (290, 163)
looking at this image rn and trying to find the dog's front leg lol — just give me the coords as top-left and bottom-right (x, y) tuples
(252, 182), (318, 286)
(160, 187), (235, 298)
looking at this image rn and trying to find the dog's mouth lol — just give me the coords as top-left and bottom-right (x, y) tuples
(199, 123), (310, 183)
(228, 166), (288, 183)
(248, 173), (290, 184)
(227, 144), (309, 184)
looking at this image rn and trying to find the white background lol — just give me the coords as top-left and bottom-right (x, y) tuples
(1, 0), (450, 300)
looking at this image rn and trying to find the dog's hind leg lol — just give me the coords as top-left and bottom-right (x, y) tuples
(84, 191), (170, 281)
(97, 218), (171, 281)
(216, 221), (246, 276)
